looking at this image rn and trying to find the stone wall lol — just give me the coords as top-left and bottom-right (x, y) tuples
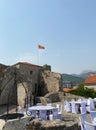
(15, 63), (41, 95)
(0, 62), (63, 106)
(44, 92), (64, 102)
(0, 64), (9, 78)
(63, 93), (85, 101)
(0, 116), (80, 130)
(0, 67), (17, 105)
(40, 70), (63, 95)
(1, 116), (30, 130)
(25, 119), (80, 130)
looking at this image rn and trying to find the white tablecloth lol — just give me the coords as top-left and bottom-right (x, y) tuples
(28, 105), (56, 111)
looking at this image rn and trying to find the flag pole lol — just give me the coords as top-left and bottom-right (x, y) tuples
(38, 44), (45, 65)
(38, 48), (39, 65)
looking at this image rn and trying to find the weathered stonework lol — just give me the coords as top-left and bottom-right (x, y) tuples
(0, 62), (63, 107)
(25, 118), (79, 130)
(1, 116), (30, 130)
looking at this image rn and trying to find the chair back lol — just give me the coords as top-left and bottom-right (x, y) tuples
(81, 102), (86, 108)
(31, 110), (37, 118)
(39, 110), (47, 120)
(79, 117), (86, 130)
(26, 103), (30, 111)
(80, 106), (86, 114)
(84, 121), (96, 130)
(49, 111), (53, 120)
(64, 101), (71, 112)
(56, 104), (60, 112)
(90, 111), (96, 123)
(52, 108), (58, 119)
(81, 113), (87, 125)
(80, 102), (86, 114)
(71, 102), (79, 114)
(90, 101), (95, 110)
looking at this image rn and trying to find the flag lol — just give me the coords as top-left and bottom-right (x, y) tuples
(38, 44), (45, 49)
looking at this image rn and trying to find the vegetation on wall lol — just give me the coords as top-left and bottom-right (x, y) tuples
(69, 83), (96, 98)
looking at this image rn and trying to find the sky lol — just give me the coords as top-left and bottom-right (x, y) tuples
(0, 0), (96, 74)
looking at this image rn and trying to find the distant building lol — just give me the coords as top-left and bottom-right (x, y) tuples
(63, 81), (73, 88)
(84, 74), (96, 90)
(63, 81), (76, 92)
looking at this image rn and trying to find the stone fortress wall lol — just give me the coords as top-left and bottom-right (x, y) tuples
(0, 62), (63, 107)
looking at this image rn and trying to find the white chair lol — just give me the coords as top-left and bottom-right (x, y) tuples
(80, 106), (86, 114)
(57, 111), (62, 120)
(82, 98), (87, 104)
(90, 100), (95, 110)
(63, 100), (68, 110)
(90, 111), (96, 123)
(54, 105), (62, 120)
(39, 110), (47, 120)
(31, 110), (37, 118)
(81, 113), (87, 121)
(71, 102), (79, 114)
(86, 105), (91, 113)
(86, 100), (95, 112)
(78, 98), (82, 102)
(52, 108), (58, 119)
(64, 101), (71, 112)
(81, 113), (87, 125)
(80, 102), (87, 114)
(81, 102), (86, 107)
(49, 114), (53, 120)
(79, 113), (87, 130)
(84, 121), (96, 130)
(56, 104), (60, 112)
(87, 98), (93, 106)
(26, 103), (30, 111)
(49, 111), (53, 120)
(59, 104), (63, 113)
(93, 98), (96, 107)
(79, 117), (86, 130)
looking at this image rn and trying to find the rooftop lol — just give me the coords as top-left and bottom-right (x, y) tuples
(84, 74), (96, 84)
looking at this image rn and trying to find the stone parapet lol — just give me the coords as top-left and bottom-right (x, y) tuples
(25, 118), (79, 130)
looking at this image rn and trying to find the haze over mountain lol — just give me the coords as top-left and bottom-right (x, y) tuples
(72, 70), (96, 79)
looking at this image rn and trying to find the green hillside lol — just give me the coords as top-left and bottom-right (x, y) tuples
(62, 73), (84, 86)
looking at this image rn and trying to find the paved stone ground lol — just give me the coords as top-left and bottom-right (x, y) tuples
(0, 102), (91, 125)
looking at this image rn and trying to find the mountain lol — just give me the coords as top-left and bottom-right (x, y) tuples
(62, 73), (84, 86)
(72, 70), (96, 79)
(62, 70), (96, 87)
(79, 70), (96, 79)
